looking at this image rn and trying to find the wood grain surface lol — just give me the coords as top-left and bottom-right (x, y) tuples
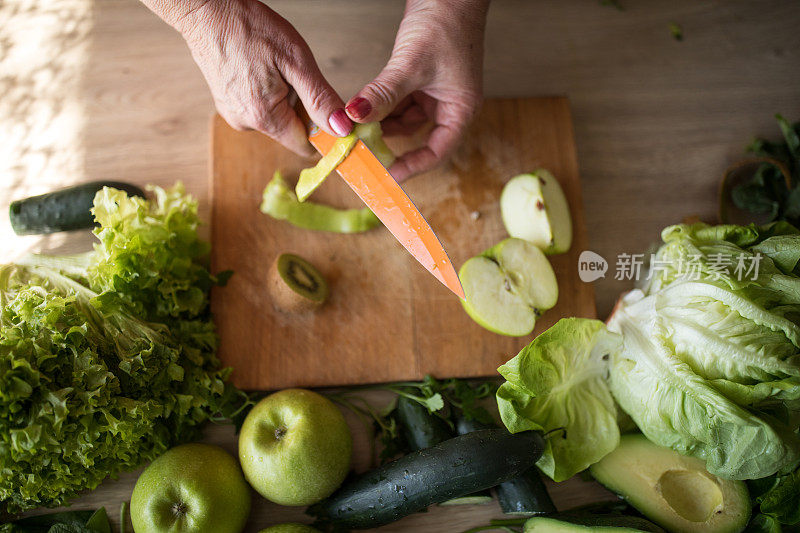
(210, 98), (595, 390)
(2, 1), (799, 532)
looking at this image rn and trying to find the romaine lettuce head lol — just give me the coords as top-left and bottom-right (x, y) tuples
(497, 318), (623, 481)
(608, 222), (800, 480)
(609, 288), (800, 480)
(495, 222), (800, 483)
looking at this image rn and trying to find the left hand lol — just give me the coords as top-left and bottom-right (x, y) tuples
(344, 0), (489, 182)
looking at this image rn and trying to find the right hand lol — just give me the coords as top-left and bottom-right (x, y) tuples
(171, 0), (353, 156)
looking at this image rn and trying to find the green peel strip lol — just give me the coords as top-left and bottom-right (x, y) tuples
(295, 122), (395, 202)
(261, 171), (381, 233)
(296, 132), (357, 201)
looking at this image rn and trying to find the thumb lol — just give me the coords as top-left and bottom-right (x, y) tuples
(281, 51), (352, 137)
(345, 65), (416, 123)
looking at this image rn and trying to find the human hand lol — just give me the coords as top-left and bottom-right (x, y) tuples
(144, 0), (353, 157)
(345, 0), (489, 181)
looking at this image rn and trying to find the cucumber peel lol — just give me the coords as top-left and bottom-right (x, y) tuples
(261, 172), (380, 233)
(296, 133), (357, 202)
(295, 122), (395, 202)
(354, 122), (395, 168)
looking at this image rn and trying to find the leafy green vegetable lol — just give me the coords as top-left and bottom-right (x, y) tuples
(87, 185), (226, 322)
(0, 507), (110, 533)
(731, 115), (800, 225)
(497, 318), (623, 482)
(608, 222), (800, 480)
(751, 464), (800, 526)
(260, 172), (381, 233)
(744, 514), (783, 533)
(0, 185), (245, 513)
(495, 223), (800, 482)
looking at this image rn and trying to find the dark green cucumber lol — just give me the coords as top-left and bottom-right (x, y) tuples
(395, 395), (452, 450)
(394, 396), (492, 506)
(307, 429), (544, 529)
(456, 415), (557, 515)
(9, 181), (145, 235)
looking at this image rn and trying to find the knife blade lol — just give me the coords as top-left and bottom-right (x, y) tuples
(308, 124), (465, 300)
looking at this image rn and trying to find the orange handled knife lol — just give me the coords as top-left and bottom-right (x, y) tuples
(308, 124), (465, 300)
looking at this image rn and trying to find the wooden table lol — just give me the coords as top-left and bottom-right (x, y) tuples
(2, 1), (799, 531)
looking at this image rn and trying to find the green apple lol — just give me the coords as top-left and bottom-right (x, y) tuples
(238, 388), (352, 506)
(459, 237), (558, 336)
(130, 443), (251, 533)
(501, 170), (572, 254)
(258, 524), (320, 533)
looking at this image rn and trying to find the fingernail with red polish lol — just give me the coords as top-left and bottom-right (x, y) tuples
(346, 97), (371, 121)
(328, 108), (353, 137)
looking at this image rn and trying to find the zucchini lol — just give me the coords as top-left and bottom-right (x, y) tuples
(457, 415), (556, 515)
(9, 181), (145, 235)
(307, 429), (544, 529)
(394, 397), (492, 506)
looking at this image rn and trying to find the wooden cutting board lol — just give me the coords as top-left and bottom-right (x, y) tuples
(210, 97), (595, 390)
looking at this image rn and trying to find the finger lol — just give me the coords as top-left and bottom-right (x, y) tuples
(280, 46), (352, 137)
(253, 97), (316, 158)
(345, 65), (417, 123)
(389, 110), (470, 181)
(386, 95), (415, 118)
(381, 104), (428, 136)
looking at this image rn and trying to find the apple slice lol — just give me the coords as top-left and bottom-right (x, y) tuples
(501, 170), (572, 254)
(459, 238), (559, 336)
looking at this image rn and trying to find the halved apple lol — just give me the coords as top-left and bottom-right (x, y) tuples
(500, 170), (572, 254)
(459, 238), (558, 336)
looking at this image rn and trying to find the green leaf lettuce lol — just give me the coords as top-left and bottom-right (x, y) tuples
(0, 184), (242, 512)
(497, 318), (623, 481)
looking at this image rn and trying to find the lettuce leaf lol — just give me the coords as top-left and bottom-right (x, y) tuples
(757, 465), (800, 525)
(0, 185), (241, 512)
(497, 318), (623, 481)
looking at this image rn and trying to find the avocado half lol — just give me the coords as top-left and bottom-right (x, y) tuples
(589, 434), (750, 533)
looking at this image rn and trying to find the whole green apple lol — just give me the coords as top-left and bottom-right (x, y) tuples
(258, 524), (320, 533)
(130, 443), (251, 533)
(239, 388), (352, 506)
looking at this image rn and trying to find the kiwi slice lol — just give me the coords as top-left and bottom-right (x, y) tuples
(269, 253), (330, 312)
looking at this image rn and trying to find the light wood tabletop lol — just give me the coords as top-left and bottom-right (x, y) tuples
(2, 1), (800, 531)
